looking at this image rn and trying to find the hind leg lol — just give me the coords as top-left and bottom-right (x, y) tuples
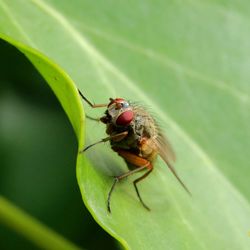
(108, 148), (153, 212)
(133, 167), (153, 211)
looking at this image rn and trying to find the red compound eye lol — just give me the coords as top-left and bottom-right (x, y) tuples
(116, 110), (134, 126)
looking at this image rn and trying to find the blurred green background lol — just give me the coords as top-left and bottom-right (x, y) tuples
(0, 38), (116, 250)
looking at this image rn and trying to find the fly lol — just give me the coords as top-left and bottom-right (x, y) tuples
(78, 89), (190, 213)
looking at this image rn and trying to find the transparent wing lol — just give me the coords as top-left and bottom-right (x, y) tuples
(157, 131), (176, 163)
(156, 132), (191, 195)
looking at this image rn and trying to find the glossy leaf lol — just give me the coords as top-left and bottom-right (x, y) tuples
(0, 0), (250, 249)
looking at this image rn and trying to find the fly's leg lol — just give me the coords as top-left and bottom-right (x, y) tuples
(86, 115), (109, 124)
(107, 165), (147, 213)
(80, 131), (129, 153)
(108, 148), (153, 213)
(79, 89), (110, 123)
(78, 89), (108, 108)
(86, 115), (100, 122)
(133, 168), (153, 211)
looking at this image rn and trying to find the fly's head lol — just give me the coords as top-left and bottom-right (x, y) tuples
(107, 98), (134, 127)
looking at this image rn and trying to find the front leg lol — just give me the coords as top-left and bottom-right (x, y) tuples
(86, 115), (108, 123)
(78, 89), (108, 108)
(86, 115), (101, 122)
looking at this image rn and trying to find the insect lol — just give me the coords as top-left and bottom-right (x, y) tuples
(78, 89), (190, 213)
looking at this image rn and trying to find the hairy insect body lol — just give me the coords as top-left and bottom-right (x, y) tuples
(105, 104), (158, 169)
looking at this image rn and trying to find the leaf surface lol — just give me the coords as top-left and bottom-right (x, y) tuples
(0, 0), (250, 249)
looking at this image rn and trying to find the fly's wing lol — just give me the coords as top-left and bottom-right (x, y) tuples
(156, 132), (191, 195)
(157, 131), (176, 163)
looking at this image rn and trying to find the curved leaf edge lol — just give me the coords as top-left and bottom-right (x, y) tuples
(0, 33), (128, 249)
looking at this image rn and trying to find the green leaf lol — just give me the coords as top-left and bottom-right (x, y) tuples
(1, 0), (250, 249)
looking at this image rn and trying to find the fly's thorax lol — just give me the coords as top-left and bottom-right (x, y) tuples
(131, 107), (158, 140)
